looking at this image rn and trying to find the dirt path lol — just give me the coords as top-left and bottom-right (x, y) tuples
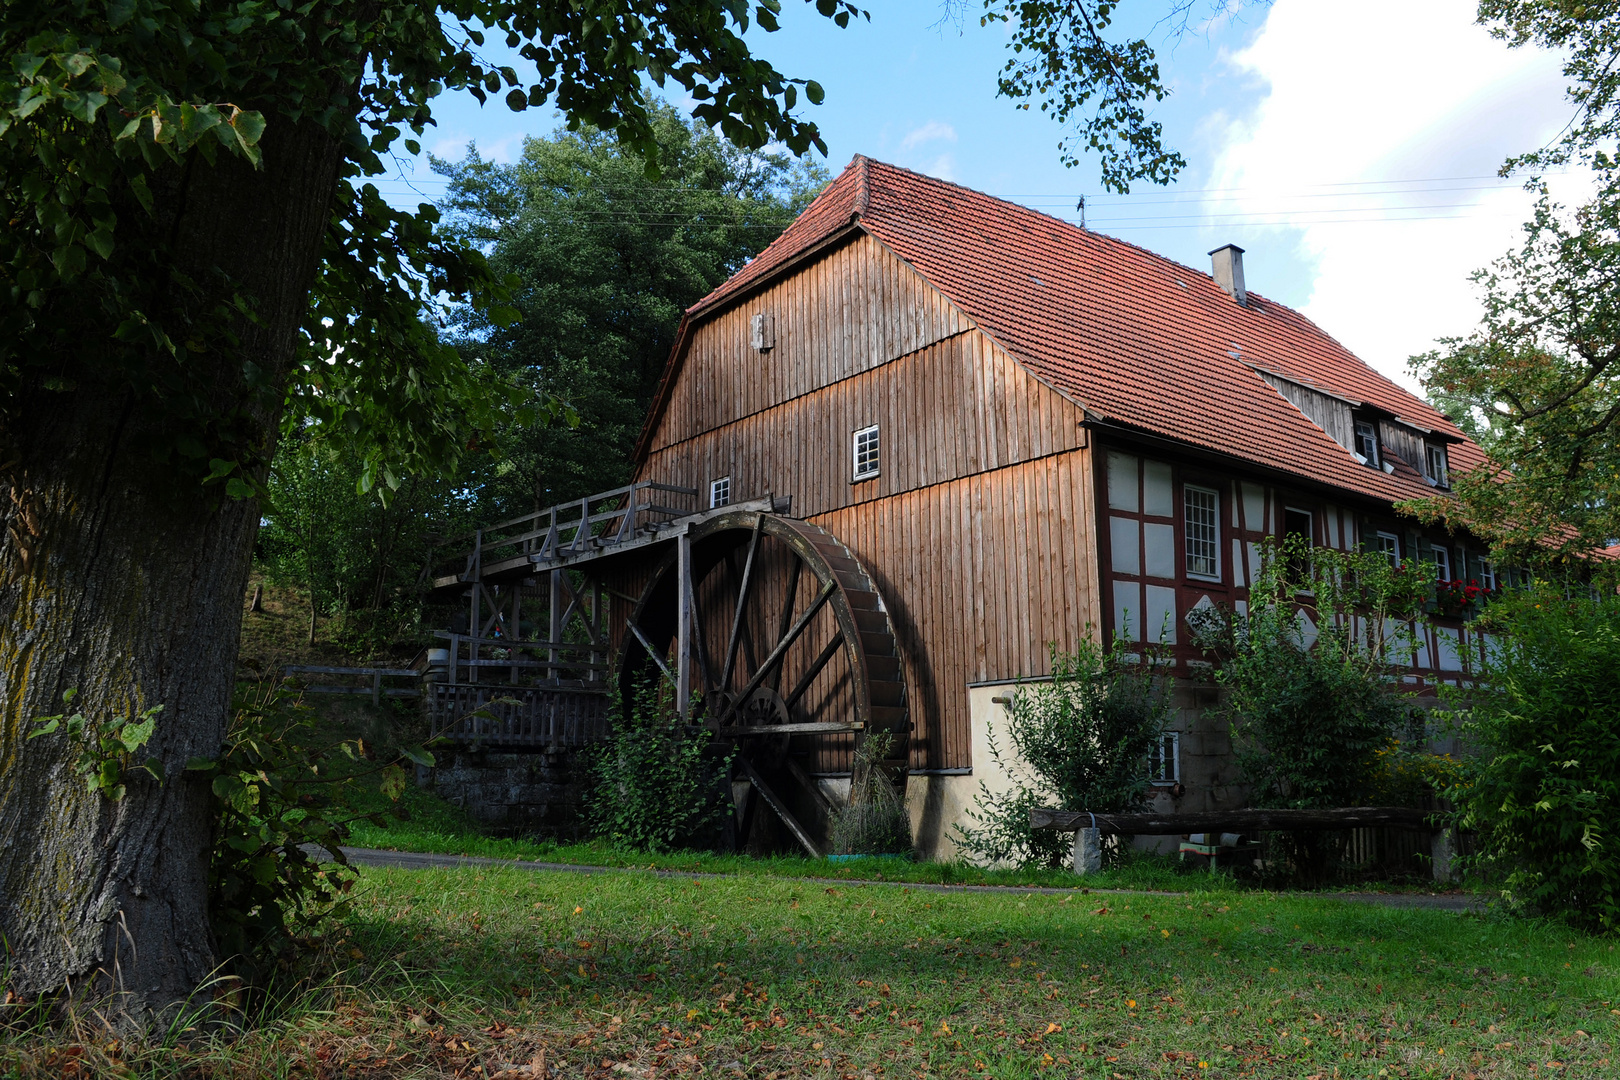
(339, 846), (1482, 911)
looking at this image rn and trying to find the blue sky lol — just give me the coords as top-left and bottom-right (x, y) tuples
(379, 0), (1582, 390)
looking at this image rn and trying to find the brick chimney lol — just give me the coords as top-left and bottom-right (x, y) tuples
(1209, 244), (1247, 306)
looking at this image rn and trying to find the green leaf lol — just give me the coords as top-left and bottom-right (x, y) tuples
(399, 744), (435, 768)
(141, 757), (165, 781)
(27, 717), (61, 739)
(805, 80), (825, 105)
(505, 88), (528, 111)
(185, 757), (218, 772)
(107, 0), (136, 26)
(225, 477), (254, 499)
(85, 227), (114, 260)
(230, 109), (266, 146)
(204, 458), (236, 482)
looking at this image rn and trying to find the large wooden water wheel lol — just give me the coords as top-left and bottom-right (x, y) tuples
(617, 511), (909, 855)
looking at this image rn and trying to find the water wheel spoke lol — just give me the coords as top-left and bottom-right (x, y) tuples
(720, 515), (764, 692)
(736, 751), (821, 858)
(783, 632), (844, 711)
(718, 580), (835, 725)
(784, 755), (835, 818)
(628, 622), (677, 687)
(768, 557), (803, 692)
(686, 567), (718, 691)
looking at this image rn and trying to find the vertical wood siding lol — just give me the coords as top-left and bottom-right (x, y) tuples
(641, 331), (1086, 521)
(632, 235), (1098, 772)
(646, 234), (971, 451)
(809, 450), (1102, 771)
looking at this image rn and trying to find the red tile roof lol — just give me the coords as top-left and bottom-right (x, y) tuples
(670, 156), (1483, 507)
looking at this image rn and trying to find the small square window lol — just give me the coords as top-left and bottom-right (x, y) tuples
(852, 424), (880, 481)
(1354, 421), (1380, 467)
(1425, 444), (1449, 487)
(1183, 485), (1220, 580)
(709, 476), (731, 509)
(1373, 530), (1401, 567)
(1150, 732), (1180, 785)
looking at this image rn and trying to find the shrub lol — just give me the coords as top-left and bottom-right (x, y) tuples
(953, 637), (1171, 869)
(188, 681), (432, 977)
(827, 731), (913, 856)
(1193, 535), (1433, 883)
(1445, 586), (1620, 930)
(585, 676), (733, 852)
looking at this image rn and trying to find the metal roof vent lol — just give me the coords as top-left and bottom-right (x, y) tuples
(1209, 244), (1247, 307)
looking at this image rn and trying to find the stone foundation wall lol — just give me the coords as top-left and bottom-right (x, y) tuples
(419, 746), (589, 839)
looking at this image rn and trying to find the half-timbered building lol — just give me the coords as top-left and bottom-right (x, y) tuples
(626, 156), (1490, 858)
(428, 157), (1494, 860)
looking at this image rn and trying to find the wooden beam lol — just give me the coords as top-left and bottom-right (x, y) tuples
(1029, 806), (1439, 835)
(784, 756), (835, 819)
(718, 581), (835, 725)
(783, 633), (843, 710)
(736, 753), (821, 858)
(714, 721), (865, 737)
(720, 515), (764, 692)
(676, 529), (692, 717)
(628, 623), (677, 687)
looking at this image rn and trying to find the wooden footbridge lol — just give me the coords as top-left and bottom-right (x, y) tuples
(423, 480), (911, 856)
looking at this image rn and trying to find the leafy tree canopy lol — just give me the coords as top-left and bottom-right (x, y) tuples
(1410, 2), (1620, 565)
(434, 105), (827, 516)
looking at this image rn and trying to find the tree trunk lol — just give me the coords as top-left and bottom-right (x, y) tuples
(0, 117), (345, 1030)
(249, 583), (264, 614)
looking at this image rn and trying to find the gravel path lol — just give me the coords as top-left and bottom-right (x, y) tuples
(338, 846), (1483, 911)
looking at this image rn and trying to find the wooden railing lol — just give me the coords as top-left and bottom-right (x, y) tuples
(283, 665), (421, 704)
(429, 683), (611, 748)
(428, 480), (700, 585)
(436, 631), (608, 686)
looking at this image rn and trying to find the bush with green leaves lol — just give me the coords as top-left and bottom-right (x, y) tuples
(1444, 586), (1620, 931)
(188, 682), (432, 977)
(954, 638), (1171, 869)
(585, 677), (733, 852)
(828, 732), (913, 857)
(1192, 535), (1433, 882)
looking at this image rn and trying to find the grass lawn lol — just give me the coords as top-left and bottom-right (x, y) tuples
(35, 862), (1612, 1079)
(345, 784), (1454, 898)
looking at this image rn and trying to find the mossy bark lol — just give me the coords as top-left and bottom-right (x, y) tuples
(0, 118), (344, 1030)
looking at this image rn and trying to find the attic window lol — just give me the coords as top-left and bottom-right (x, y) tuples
(1425, 444), (1449, 488)
(852, 424), (880, 481)
(1354, 420), (1380, 467)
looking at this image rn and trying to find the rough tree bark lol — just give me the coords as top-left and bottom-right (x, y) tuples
(0, 117), (345, 1029)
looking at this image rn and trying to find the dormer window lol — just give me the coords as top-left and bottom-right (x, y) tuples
(1354, 420), (1380, 467)
(1425, 444), (1449, 488)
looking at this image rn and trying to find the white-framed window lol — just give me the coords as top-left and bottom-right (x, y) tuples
(1374, 531), (1401, 567)
(1150, 731), (1180, 785)
(1354, 420), (1380, 467)
(1429, 543), (1453, 581)
(709, 476), (731, 508)
(1183, 484), (1220, 580)
(1477, 558), (1497, 590)
(852, 424), (880, 481)
(1425, 444), (1450, 487)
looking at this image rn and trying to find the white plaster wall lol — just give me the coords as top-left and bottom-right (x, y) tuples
(906, 682), (1036, 864)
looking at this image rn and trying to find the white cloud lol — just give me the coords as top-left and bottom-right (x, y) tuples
(899, 120), (957, 152)
(1205, 0), (1584, 389)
